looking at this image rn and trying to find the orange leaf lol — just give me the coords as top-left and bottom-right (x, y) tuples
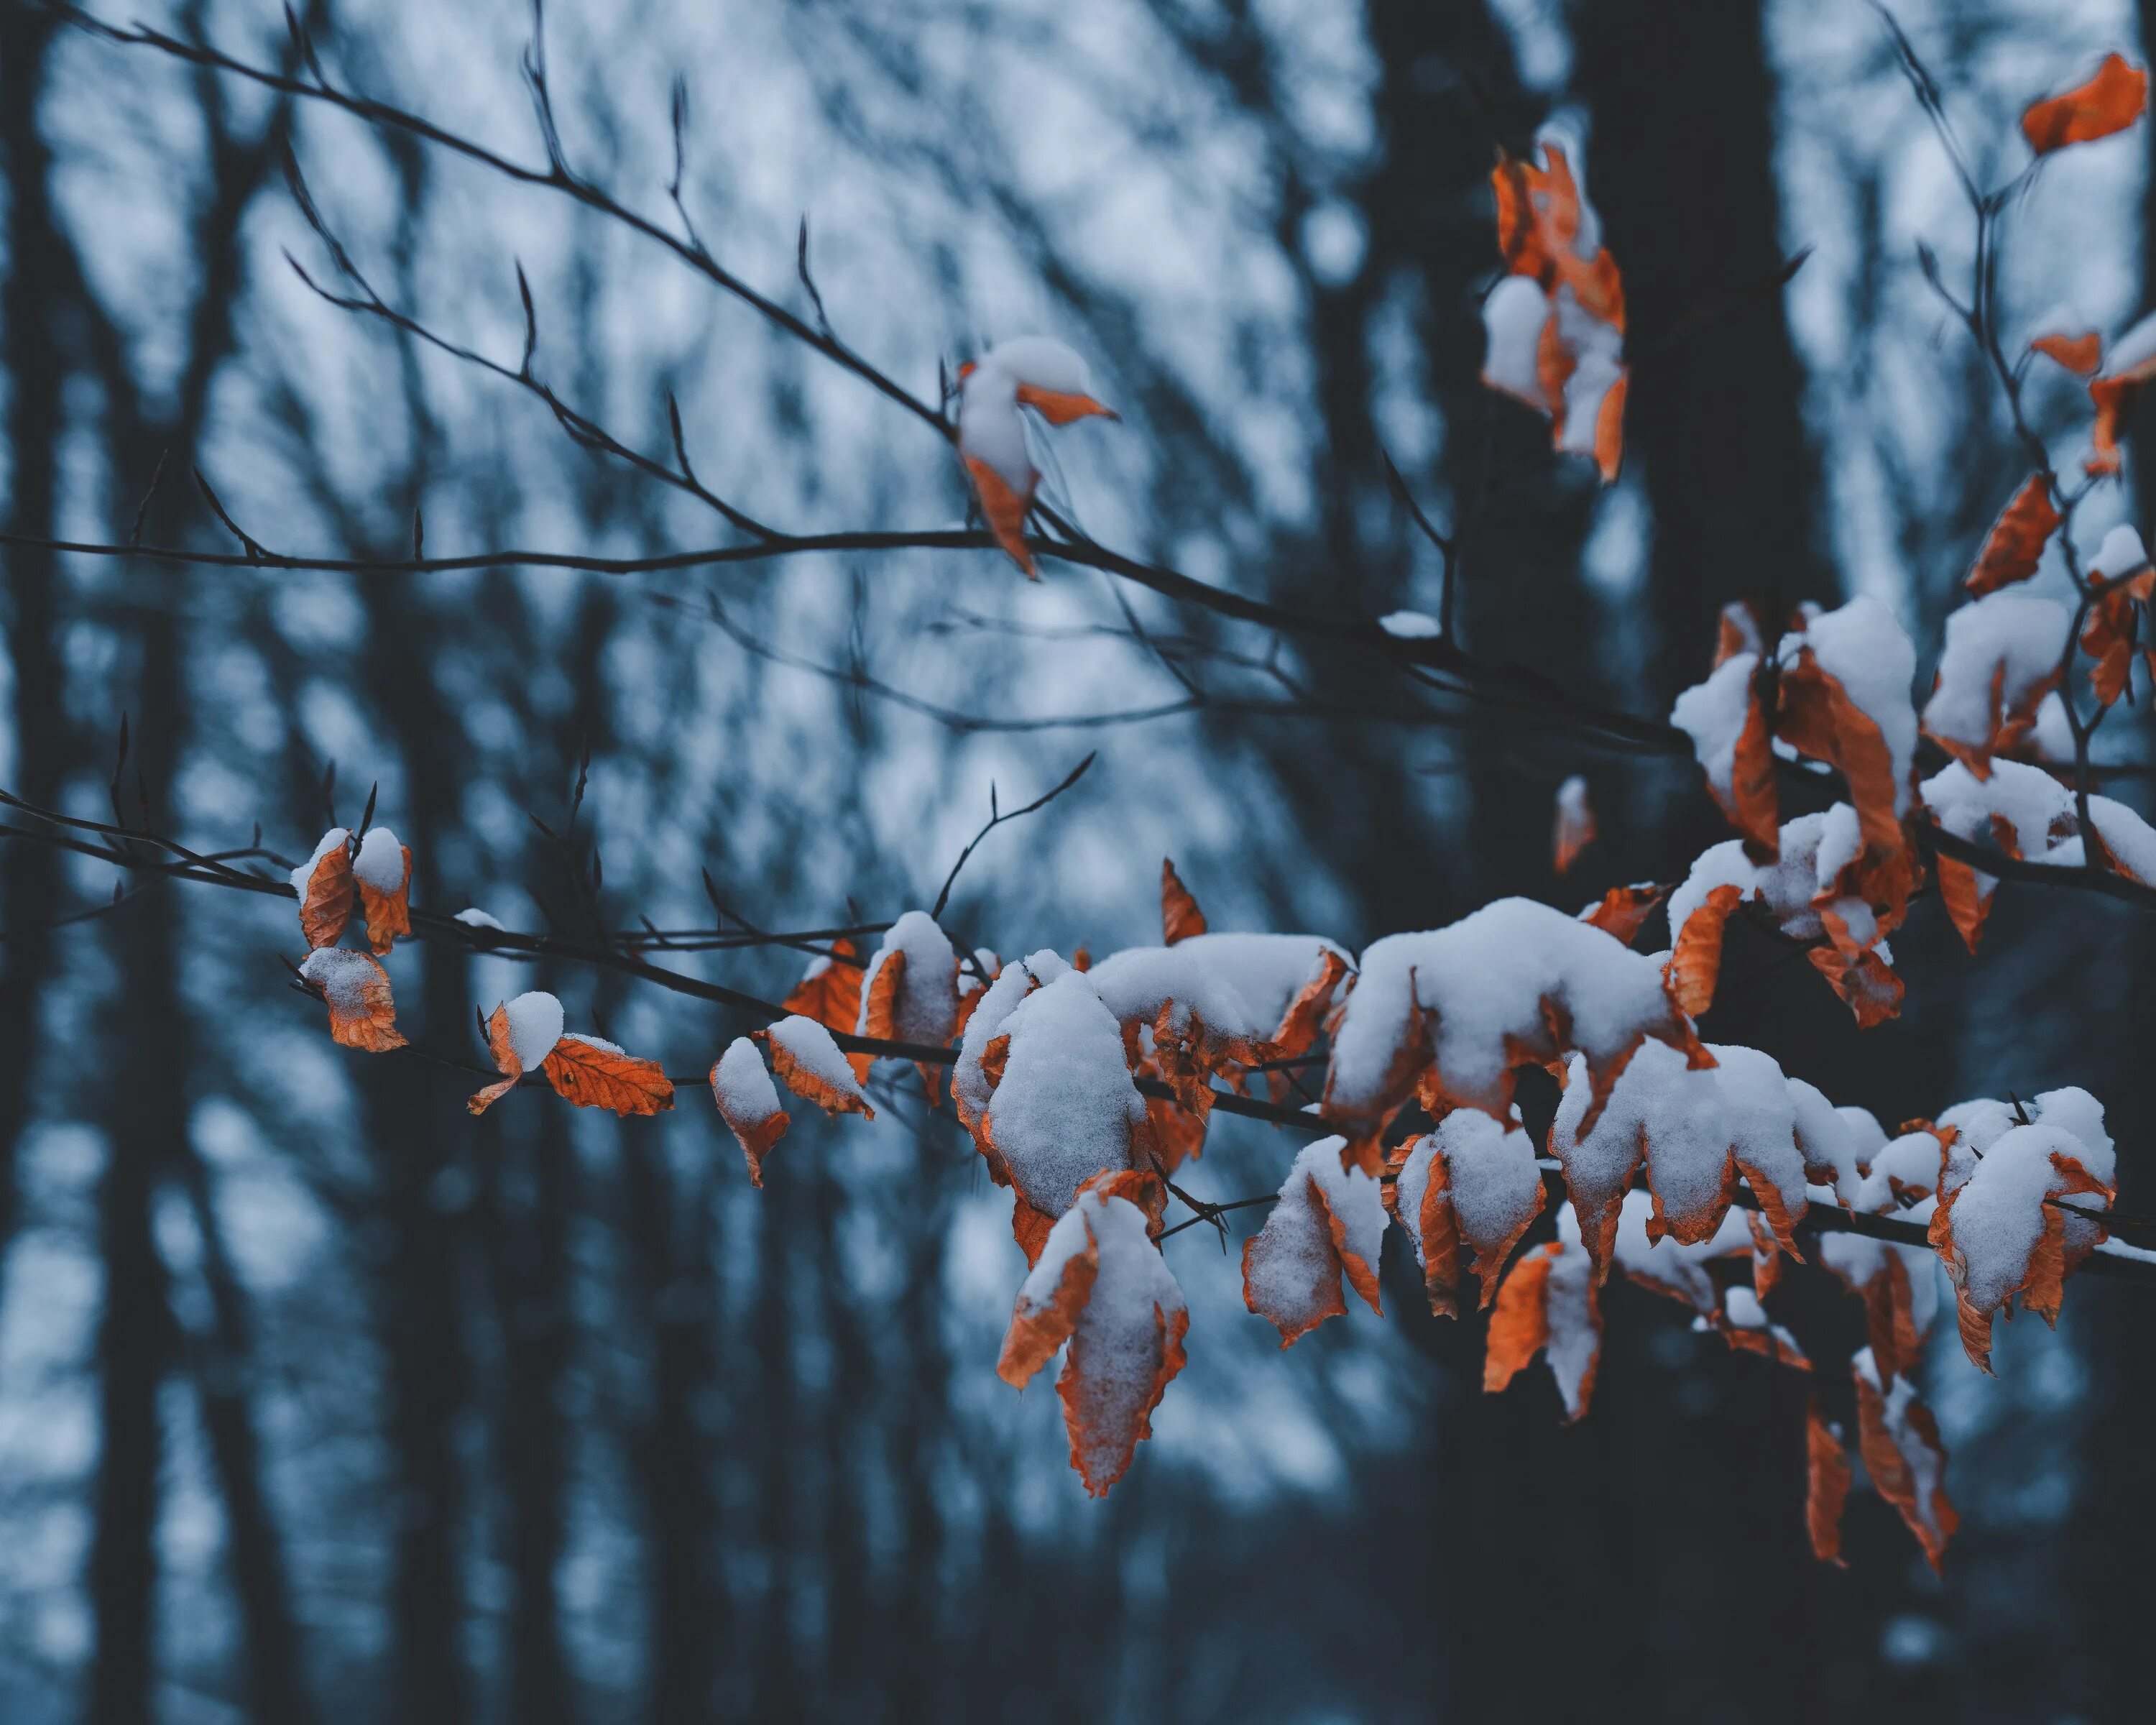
(2081, 569), (2152, 708)
(1551, 776), (1595, 876)
(711, 1036), (789, 1187)
(1015, 383), (1118, 426)
(850, 945), (906, 1084)
(1482, 1220), (1602, 1420)
(541, 1034), (675, 1117)
(292, 830), (354, 950)
(2022, 53), (2147, 154)
(1666, 882), (1744, 1018)
(1934, 853), (1993, 954)
(966, 456), (1036, 578)
(781, 938), (864, 1034)
(1160, 857), (1207, 944)
(1854, 1355), (1958, 1574)
(1805, 942), (1904, 1029)
(354, 838), (413, 955)
(1963, 474), (2060, 597)
(298, 947), (406, 1053)
(466, 1000), (533, 1117)
(2030, 331), (2101, 374)
(1483, 1246), (1553, 1394)
(1805, 1401), (1851, 1566)
(1580, 883), (1667, 947)
(1777, 654), (1908, 881)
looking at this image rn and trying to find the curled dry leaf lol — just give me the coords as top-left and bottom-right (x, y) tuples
(352, 826), (412, 954)
(1483, 1206), (1600, 1422)
(542, 1033), (674, 1117)
(711, 1036), (788, 1187)
(996, 1177), (1187, 1497)
(1853, 1349), (1958, 1574)
(2021, 52), (2147, 155)
(298, 947), (406, 1052)
(2088, 313), (2156, 477)
(290, 827), (354, 949)
(1774, 597), (1918, 889)
(1577, 882), (1667, 947)
(2080, 528), (2153, 708)
(1391, 1109), (1544, 1317)
(1551, 775), (1595, 876)
(1242, 1137), (1385, 1346)
(1962, 474), (2060, 597)
(1160, 857), (1207, 944)
(1805, 1401), (1851, 1567)
(468, 990), (563, 1116)
(2030, 331), (2102, 374)
(781, 937), (864, 1035)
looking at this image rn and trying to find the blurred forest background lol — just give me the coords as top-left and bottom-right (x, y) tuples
(2, 0), (2154, 1720)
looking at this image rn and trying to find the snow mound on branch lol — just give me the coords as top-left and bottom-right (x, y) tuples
(353, 826), (406, 891)
(984, 971), (1146, 1220)
(1378, 609), (1442, 640)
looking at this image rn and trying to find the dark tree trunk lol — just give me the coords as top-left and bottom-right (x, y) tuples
(0, 6), (68, 1257)
(1575, 0), (1828, 703)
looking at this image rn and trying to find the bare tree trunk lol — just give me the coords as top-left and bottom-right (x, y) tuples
(0, 6), (68, 1257)
(170, 1148), (313, 1724)
(489, 1102), (574, 1725)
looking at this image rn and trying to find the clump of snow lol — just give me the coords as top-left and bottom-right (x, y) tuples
(1168, 933), (1353, 1039)
(1922, 592), (2070, 758)
(857, 911), (962, 1046)
(1611, 1192), (1751, 1312)
(453, 908), (505, 932)
(954, 949), (1070, 1130)
(1943, 1121), (2111, 1315)
(1327, 897), (1693, 1128)
(1087, 944), (1269, 1046)
(1395, 1108), (1542, 1284)
(2089, 523), (2149, 580)
(1920, 758), (2072, 873)
(1542, 1206), (1601, 1420)
(1378, 608), (1443, 640)
(353, 826), (406, 891)
(289, 827), (349, 896)
(766, 1015), (865, 1101)
(1667, 809), (1839, 945)
(1480, 275), (1552, 407)
(1787, 1075), (1866, 1201)
(711, 1036), (780, 1122)
(500, 992), (564, 1071)
(298, 947), (377, 1012)
(985, 971), (1145, 1219)
(1670, 653), (1757, 809)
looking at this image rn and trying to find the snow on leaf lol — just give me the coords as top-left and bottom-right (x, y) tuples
(2080, 525), (2152, 708)
(1698, 1284), (1810, 1370)
(1483, 1205), (1601, 1421)
(996, 1179), (1187, 1497)
(290, 827), (354, 949)
(1805, 1401), (1852, 1566)
(957, 339), (1116, 576)
(953, 949), (1069, 1162)
(1549, 1039), (1808, 1276)
(1774, 597), (1919, 882)
(781, 938), (865, 1036)
(1917, 758), (2076, 951)
(1324, 897), (1708, 1168)
(1671, 651), (1777, 855)
(1963, 474), (2061, 597)
(543, 1033), (674, 1116)
(1243, 1136), (1386, 1346)
(761, 1014), (874, 1120)
(351, 826), (412, 954)
(981, 970), (1147, 1263)
(711, 1036), (788, 1187)
(853, 911), (962, 1098)
(1853, 1348), (1958, 1574)
(1930, 1111), (2114, 1372)
(467, 990), (563, 1115)
(1391, 1109), (1544, 1316)
(1610, 1192), (1751, 1314)
(2022, 52), (2147, 154)
(298, 947), (406, 1053)
(1486, 136), (1628, 481)
(1160, 857), (1207, 944)
(1552, 775), (1595, 875)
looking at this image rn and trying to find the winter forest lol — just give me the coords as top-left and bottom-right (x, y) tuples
(4, 0), (2156, 1719)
